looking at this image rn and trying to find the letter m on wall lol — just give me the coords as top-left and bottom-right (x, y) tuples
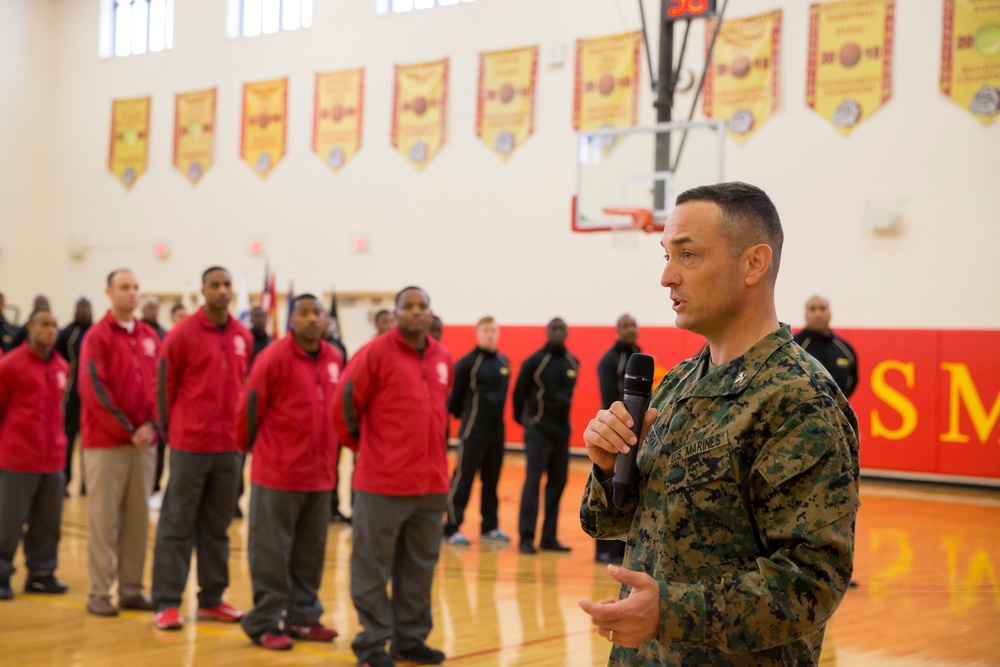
(940, 363), (1000, 444)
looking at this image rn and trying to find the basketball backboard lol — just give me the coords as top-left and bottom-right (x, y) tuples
(572, 120), (725, 233)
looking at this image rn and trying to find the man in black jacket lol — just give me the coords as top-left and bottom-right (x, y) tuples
(54, 298), (93, 496)
(594, 314), (640, 564)
(443, 316), (511, 547)
(0, 293), (15, 352)
(793, 296), (858, 399)
(513, 318), (578, 554)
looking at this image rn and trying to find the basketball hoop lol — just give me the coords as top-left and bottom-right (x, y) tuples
(602, 207), (657, 233)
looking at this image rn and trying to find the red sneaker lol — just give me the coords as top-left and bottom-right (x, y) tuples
(288, 623), (338, 641)
(153, 607), (183, 631)
(253, 631), (294, 650)
(197, 601), (245, 623)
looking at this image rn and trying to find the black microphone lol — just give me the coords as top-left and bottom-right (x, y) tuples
(612, 353), (654, 508)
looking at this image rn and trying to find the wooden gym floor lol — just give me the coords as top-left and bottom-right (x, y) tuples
(1, 450), (998, 666)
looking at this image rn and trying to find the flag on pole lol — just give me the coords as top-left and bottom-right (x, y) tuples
(328, 288), (348, 361)
(285, 281), (295, 335)
(236, 274), (251, 327)
(260, 264), (279, 339)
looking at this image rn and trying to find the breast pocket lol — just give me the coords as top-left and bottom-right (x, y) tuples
(658, 443), (760, 578)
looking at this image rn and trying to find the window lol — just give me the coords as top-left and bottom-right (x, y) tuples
(99, 0), (174, 58)
(376, 0), (475, 15)
(227, 0), (313, 38)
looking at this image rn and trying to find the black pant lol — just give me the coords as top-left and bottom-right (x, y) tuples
(153, 441), (167, 493)
(518, 426), (569, 545)
(445, 437), (504, 535)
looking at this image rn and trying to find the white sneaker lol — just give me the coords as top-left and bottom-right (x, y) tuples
(446, 532), (471, 546)
(481, 529), (511, 543)
(148, 492), (163, 510)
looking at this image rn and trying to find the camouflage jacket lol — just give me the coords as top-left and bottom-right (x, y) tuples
(581, 326), (860, 666)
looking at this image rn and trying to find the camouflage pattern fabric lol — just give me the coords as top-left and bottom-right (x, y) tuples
(581, 325), (860, 666)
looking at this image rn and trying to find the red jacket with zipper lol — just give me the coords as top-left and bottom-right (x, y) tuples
(333, 327), (453, 496)
(0, 345), (69, 473)
(79, 312), (159, 449)
(157, 308), (252, 453)
(237, 335), (343, 492)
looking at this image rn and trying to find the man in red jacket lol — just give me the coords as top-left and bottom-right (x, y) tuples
(237, 294), (343, 650)
(79, 269), (160, 617)
(151, 267), (252, 631)
(0, 310), (70, 600)
(333, 286), (453, 667)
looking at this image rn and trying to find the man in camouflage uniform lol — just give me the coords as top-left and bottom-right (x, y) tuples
(579, 182), (860, 666)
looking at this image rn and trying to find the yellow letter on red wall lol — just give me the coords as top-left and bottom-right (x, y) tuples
(940, 363), (1000, 444)
(871, 360), (918, 440)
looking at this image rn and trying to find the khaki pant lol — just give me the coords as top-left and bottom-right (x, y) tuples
(83, 444), (156, 602)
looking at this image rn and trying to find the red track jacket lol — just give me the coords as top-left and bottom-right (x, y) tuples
(237, 335), (343, 492)
(333, 327), (453, 496)
(0, 345), (69, 473)
(157, 308), (252, 453)
(79, 312), (159, 449)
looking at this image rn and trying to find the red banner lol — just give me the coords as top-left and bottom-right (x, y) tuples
(439, 325), (1000, 485)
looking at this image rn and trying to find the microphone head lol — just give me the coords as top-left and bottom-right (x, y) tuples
(624, 353), (655, 394)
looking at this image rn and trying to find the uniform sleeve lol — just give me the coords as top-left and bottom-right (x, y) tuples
(79, 331), (136, 442)
(237, 350), (271, 452)
(447, 354), (471, 419)
(511, 354), (537, 425)
(54, 327), (71, 361)
(580, 463), (636, 540)
(332, 346), (373, 451)
(653, 400), (860, 653)
(597, 351), (620, 410)
(155, 330), (183, 441)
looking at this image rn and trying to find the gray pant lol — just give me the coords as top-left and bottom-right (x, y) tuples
(241, 483), (331, 638)
(351, 491), (446, 661)
(151, 449), (241, 611)
(84, 444), (156, 602)
(0, 470), (64, 580)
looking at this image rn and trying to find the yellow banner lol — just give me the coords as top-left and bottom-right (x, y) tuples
(940, 0), (1000, 124)
(174, 88), (216, 185)
(477, 46), (538, 160)
(313, 69), (364, 172)
(241, 78), (288, 178)
(392, 59), (448, 170)
(703, 11), (782, 143)
(108, 96), (150, 189)
(807, 0), (895, 135)
(573, 31), (641, 131)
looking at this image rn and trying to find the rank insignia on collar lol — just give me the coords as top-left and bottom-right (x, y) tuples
(734, 371), (746, 385)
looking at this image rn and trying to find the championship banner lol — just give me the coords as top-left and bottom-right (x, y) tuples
(173, 88), (216, 185)
(476, 46), (538, 160)
(940, 0), (1000, 124)
(573, 31), (641, 131)
(108, 96), (150, 189)
(241, 77), (288, 178)
(703, 10), (782, 143)
(313, 69), (364, 172)
(391, 59), (448, 170)
(806, 0), (895, 135)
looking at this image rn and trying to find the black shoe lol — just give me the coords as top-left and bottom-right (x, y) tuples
(360, 650), (395, 667)
(331, 511), (352, 524)
(540, 540), (571, 552)
(848, 579), (860, 589)
(24, 573), (68, 594)
(519, 542), (537, 554)
(0, 579), (13, 600)
(233, 505), (243, 519)
(393, 643), (445, 664)
(595, 552), (614, 564)
(80, 484), (86, 496)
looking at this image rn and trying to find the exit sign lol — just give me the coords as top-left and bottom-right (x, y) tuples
(664, 0), (716, 22)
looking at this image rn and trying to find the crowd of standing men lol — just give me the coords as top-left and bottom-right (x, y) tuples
(0, 190), (860, 666)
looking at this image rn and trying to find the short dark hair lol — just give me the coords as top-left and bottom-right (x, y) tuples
(26, 308), (51, 325)
(675, 181), (783, 277)
(394, 286), (430, 307)
(107, 268), (131, 286)
(202, 266), (229, 284)
(170, 302), (186, 315)
(292, 293), (321, 308)
(374, 309), (391, 320)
